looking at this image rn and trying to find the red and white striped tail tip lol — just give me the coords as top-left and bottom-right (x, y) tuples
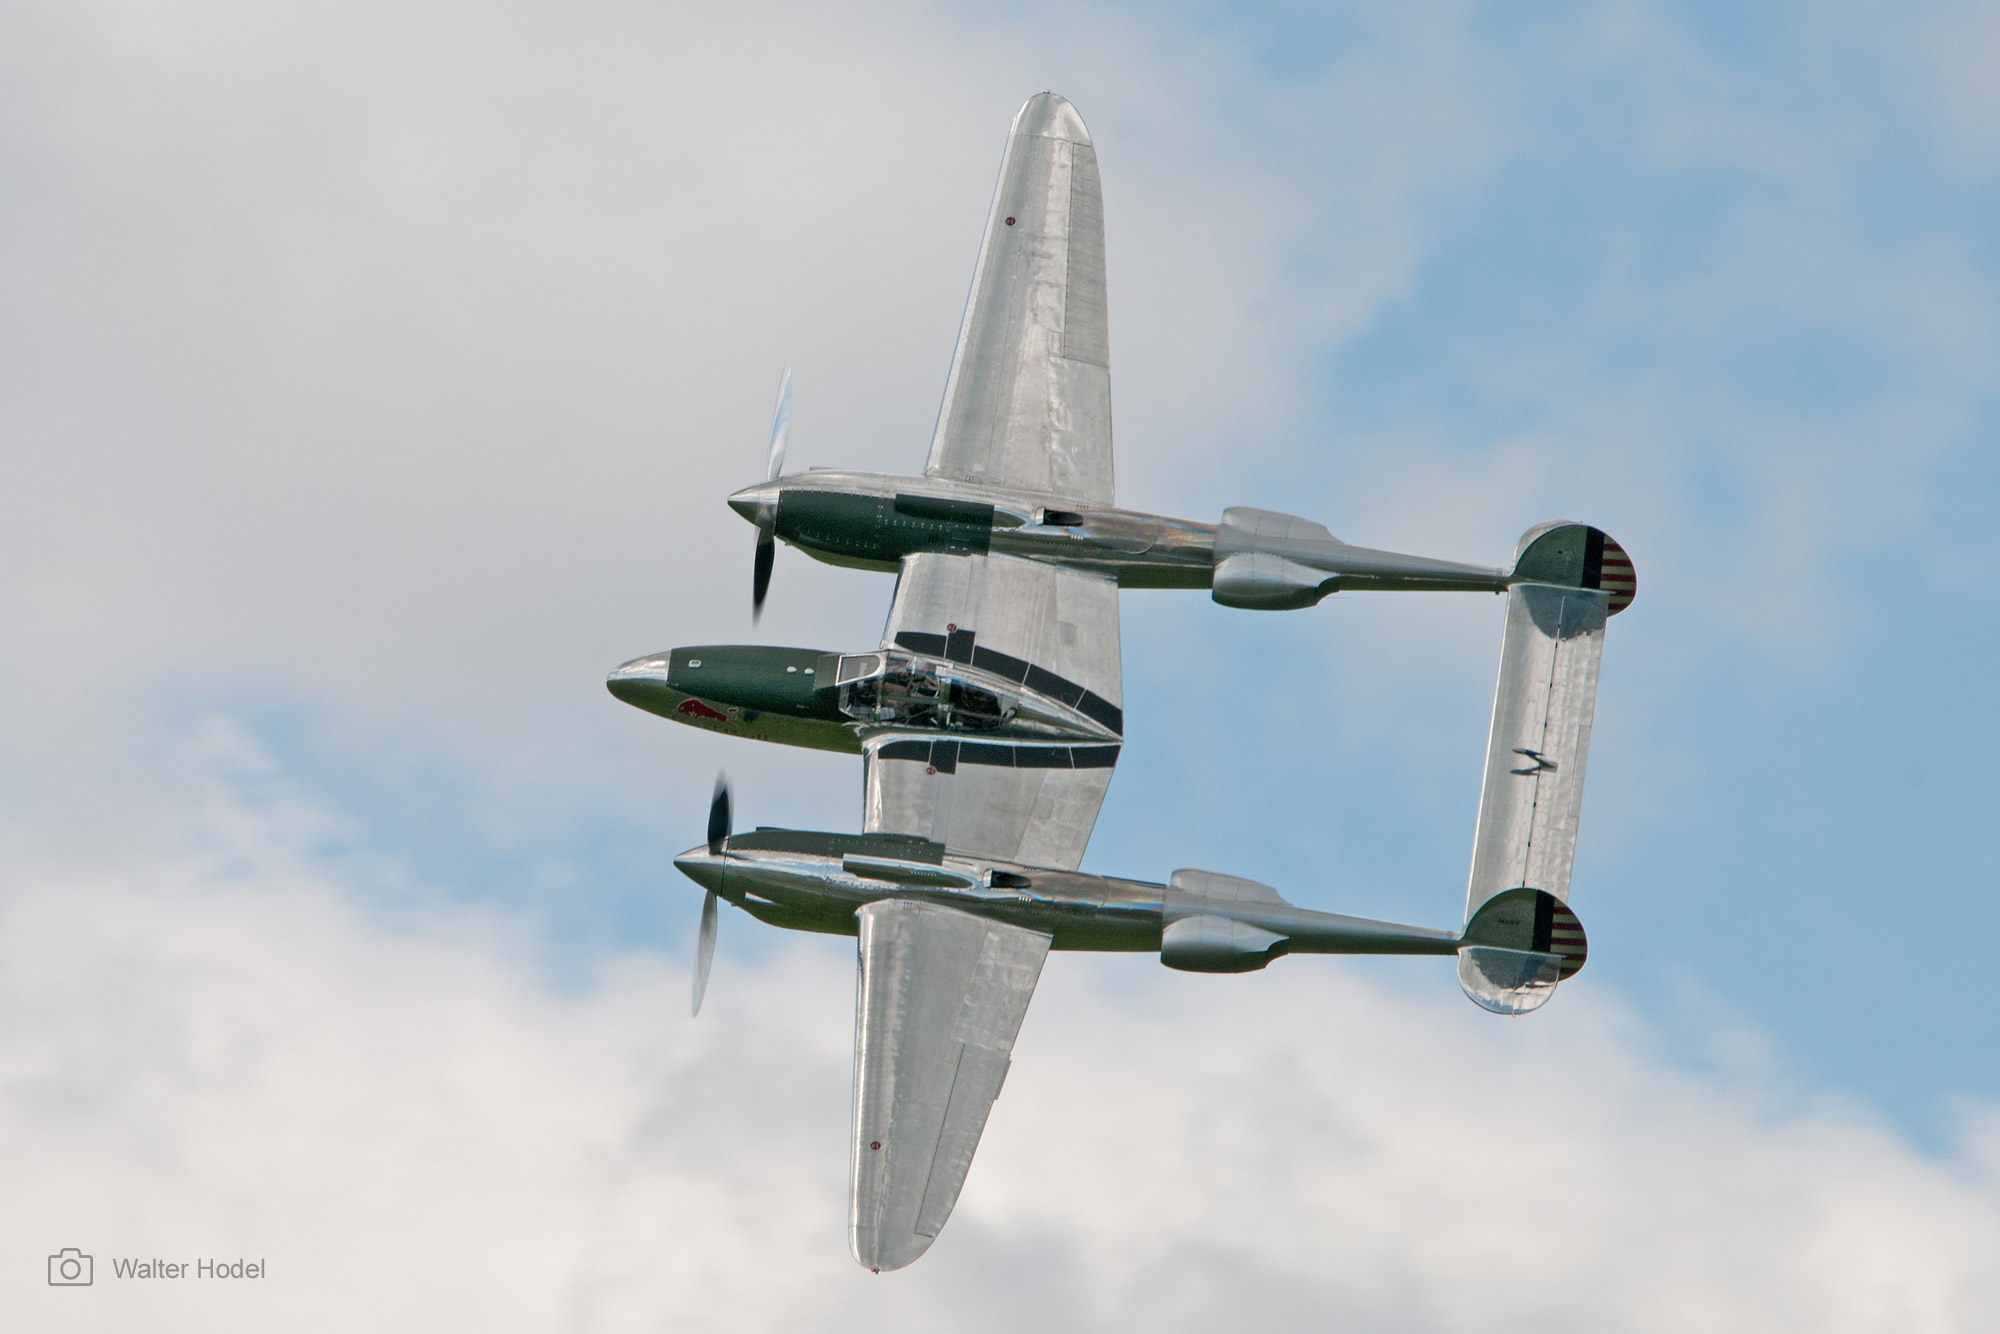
(1548, 900), (1587, 980)
(1510, 523), (1636, 614)
(1591, 532), (1636, 616)
(1460, 887), (1590, 982)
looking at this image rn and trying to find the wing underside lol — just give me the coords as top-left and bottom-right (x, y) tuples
(866, 551), (1121, 870)
(925, 93), (1113, 506)
(850, 900), (1050, 1271)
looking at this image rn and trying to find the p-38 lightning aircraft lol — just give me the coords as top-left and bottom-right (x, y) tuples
(609, 93), (1634, 1272)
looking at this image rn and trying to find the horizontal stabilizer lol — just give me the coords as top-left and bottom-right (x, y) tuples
(1461, 528), (1627, 1011)
(1464, 580), (1607, 913)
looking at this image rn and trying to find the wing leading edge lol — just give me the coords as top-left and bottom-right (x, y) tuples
(851, 900), (1051, 1271)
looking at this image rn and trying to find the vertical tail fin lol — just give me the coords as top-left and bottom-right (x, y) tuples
(1460, 524), (1628, 1013)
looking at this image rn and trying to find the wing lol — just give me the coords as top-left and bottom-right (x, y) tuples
(925, 92), (1113, 506)
(865, 551), (1121, 869)
(850, 900), (1051, 1271)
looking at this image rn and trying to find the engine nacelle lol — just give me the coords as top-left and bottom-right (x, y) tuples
(1159, 869), (1292, 972)
(1209, 507), (1339, 610)
(1210, 551), (1332, 610)
(1160, 914), (1286, 972)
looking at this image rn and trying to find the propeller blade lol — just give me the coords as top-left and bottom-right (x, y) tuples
(752, 531), (775, 620)
(765, 367), (792, 482)
(707, 774), (731, 856)
(692, 889), (718, 1017)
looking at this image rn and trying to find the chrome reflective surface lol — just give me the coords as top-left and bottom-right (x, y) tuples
(1464, 582), (1609, 914)
(835, 648), (1116, 742)
(735, 470), (1530, 598)
(925, 93), (1114, 506)
(615, 90), (1641, 1271)
(1458, 947), (1563, 1015)
(850, 901), (1050, 1271)
(671, 838), (1468, 959)
(1459, 579), (1609, 1011)
(869, 550), (1123, 869)
(1212, 506), (1509, 604)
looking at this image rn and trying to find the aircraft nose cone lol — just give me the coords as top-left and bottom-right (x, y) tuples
(606, 654), (672, 708)
(673, 849), (726, 893)
(728, 481), (779, 527)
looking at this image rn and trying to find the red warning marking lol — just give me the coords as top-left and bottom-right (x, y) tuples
(1004, 217), (1016, 226)
(1551, 903), (1588, 978)
(870, 1141), (881, 1150)
(1600, 536), (1637, 615)
(676, 698), (730, 723)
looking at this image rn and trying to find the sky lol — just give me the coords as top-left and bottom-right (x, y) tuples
(3, 0), (1999, 1329)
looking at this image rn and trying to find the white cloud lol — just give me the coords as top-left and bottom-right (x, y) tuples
(0, 0), (1538, 871)
(5, 3), (2000, 1325)
(3, 788), (1997, 1331)
(0, 1), (1462, 788)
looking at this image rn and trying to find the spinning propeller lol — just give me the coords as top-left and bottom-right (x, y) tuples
(692, 774), (730, 1017)
(751, 369), (791, 621)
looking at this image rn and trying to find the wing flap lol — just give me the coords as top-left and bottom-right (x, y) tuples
(851, 901), (1050, 1270)
(864, 734), (1118, 870)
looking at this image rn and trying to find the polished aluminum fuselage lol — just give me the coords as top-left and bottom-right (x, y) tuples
(731, 470), (1219, 586)
(729, 470), (1514, 596)
(671, 840), (1462, 958)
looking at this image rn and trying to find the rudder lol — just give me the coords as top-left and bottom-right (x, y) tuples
(1458, 888), (1587, 1015)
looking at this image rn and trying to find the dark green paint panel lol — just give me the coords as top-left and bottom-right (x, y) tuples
(667, 645), (844, 719)
(726, 827), (949, 864)
(776, 490), (993, 562)
(727, 891), (863, 937)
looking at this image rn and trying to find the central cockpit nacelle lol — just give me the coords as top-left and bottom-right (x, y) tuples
(827, 649), (1111, 741)
(829, 650), (1008, 731)
(606, 642), (1119, 749)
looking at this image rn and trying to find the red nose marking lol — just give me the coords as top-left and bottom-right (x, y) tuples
(1004, 217), (1015, 226)
(676, 698), (729, 723)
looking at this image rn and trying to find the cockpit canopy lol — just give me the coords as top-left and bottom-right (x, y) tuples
(831, 650), (1009, 731)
